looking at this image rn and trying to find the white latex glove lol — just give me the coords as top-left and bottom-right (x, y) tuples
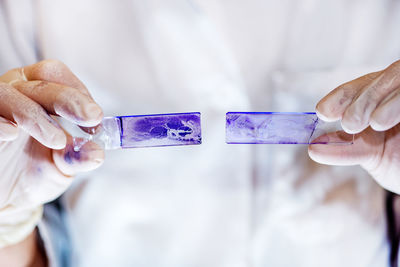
(0, 60), (104, 248)
(309, 60), (400, 194)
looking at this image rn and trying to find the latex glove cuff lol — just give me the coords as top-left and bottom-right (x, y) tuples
(0, 205), (43, 248)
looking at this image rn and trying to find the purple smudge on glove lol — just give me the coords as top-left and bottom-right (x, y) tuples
(118, 112), (202, 148)
(64, 145), (81, 164)
(226, 112), (349, 145)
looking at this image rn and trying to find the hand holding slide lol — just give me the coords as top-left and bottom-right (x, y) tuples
(309, 60), (400, 194)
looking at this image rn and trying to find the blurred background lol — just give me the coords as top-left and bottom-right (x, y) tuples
(1, 0), (400, 266)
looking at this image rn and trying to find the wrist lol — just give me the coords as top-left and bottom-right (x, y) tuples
(0, 205), (43, 249)
(0, 228), (47, 267)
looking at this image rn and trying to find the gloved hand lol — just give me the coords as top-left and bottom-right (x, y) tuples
(309, 60), (400, 194)
(0, 60), (104, 248)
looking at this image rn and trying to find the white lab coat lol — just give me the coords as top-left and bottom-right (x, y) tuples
(1, 0), (400, 266)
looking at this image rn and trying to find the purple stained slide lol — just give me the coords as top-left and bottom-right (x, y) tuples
(117, 112), (202, 148)
(60, 112), (202, 150)
(226, 112), (353, 145)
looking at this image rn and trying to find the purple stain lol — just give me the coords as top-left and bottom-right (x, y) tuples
(150, 126), (168, 138)
(133, 118), (154, 132)
(177, 126), (192, 137)
(117, 112), (201, 148)
(226, 112), (351, 145)
(166, 118), (184, 129)
(64, 145), (81, 164)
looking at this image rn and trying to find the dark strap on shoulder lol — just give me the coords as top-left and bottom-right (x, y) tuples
(386, 190), (400, 267)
